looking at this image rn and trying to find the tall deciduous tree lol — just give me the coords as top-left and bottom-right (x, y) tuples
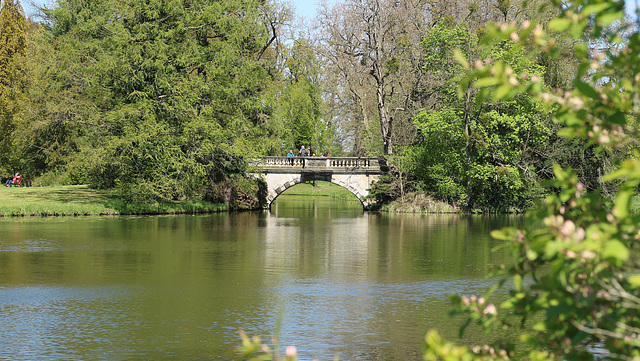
(274, 38), (325, 153)
(0, 0), (27, 174)
(407, 20), (552, 212)
(318, 0), (430, 155)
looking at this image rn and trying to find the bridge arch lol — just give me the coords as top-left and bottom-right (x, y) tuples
(249, 157), (385, 210)
(266, 173), (371, 209)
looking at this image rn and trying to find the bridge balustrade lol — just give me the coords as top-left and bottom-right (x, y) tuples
(328, 157), (371, 168)
(255, 156), (377, 170)
(261, 156), (305, 167)
(250, 156), (385, 210)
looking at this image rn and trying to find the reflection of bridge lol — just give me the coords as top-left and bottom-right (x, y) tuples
(250, 157), (387, 210)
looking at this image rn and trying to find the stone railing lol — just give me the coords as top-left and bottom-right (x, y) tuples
(259, 156), (306, 167)
(253, 156), (381, 170)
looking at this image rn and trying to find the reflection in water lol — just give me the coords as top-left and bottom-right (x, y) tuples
(0, 197), (520, 360)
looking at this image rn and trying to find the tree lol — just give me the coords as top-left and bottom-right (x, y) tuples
(18, 0), (291, 202)
(407, 20), (551, 212)
(0, 0), (27, 175)
(424, 0), (640, 359)
(273, 38), (326, 154)
(0, 0), (26, 90)
(318, 0), (430, 155)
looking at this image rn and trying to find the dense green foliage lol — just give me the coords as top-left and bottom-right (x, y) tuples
(4, 0), (295, 204)
(0, 0), (27, 175)
(423, 0), (640, 359)
(1, 0), (635, 212)
(399, 20), (554, 212)
(273, 39), (326, 154)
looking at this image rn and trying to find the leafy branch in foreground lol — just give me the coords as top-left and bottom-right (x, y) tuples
(235, 329), (299, 361)
(425, 0), (640, 360)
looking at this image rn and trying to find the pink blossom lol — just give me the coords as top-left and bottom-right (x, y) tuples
(483, 303), (497, 316)
(285, 346), (297, 358)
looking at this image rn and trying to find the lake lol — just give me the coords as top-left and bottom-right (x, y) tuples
(0, 194), (522, 360)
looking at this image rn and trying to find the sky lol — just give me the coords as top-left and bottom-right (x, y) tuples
(22, 0), (48, 18)
(291, 0), (323, 19)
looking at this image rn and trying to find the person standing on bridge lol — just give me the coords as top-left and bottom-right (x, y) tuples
(287, 150), (295, 165)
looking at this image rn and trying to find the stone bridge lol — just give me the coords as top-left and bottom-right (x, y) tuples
(249, 156), (387, 210)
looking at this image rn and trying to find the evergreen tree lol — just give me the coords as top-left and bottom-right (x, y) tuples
(0, 0), (27, 175)
(19, 0), (288, 202)
(275, 39), (325, 154)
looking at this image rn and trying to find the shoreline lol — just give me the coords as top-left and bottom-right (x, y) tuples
(1, 183), (562, 217)
(0, 182), (359, 218)
(0, 185), (228, 217)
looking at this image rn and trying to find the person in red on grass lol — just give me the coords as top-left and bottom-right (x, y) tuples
(4, 173), (21, 187)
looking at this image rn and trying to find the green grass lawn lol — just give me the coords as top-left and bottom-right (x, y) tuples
(280, 181), (360, 201)
(0, 185), (227, 217)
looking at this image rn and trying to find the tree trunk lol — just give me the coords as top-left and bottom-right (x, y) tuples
(463, 83), (473, 212)
(377, 88), (393, 155)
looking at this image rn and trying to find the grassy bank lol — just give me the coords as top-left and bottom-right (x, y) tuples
(381, 192), (460, 213)
(0, 185), (227, 217)
(0, 182), (356, 217)
(381, 193), (640, 215)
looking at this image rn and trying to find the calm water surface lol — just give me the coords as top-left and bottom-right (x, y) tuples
(0, 195), (521, 360)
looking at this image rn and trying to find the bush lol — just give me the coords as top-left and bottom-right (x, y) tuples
(424, 1), (640, 359)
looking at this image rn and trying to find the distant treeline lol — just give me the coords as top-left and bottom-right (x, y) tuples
(0, 0), (636, 210)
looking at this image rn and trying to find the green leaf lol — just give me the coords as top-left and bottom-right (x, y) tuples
(575, 81), (599, 100)
(453, 49), (469, 69)
(582, 3), (611, 15)
(514, 274), (523, 292)
(494, 84), (514, 100)
(532, 321), (547, 332)
(602, 240), (629, 262)
(598, 10), (625, 26)
(490, 228), (513, 241)
(458, 317), (472, 338)
(548, 18), (572, 32)
(628, 274), (640, 287)
(613, 188), (633, 219)
(557, 127), (577, 138)
(473, 77), (501, 88)
(607, 111), (626, 125)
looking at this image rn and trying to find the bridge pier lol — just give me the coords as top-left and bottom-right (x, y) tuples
(249, 157), (386, 210)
